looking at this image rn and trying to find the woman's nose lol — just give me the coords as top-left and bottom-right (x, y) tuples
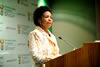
(48, 18), (52, 21)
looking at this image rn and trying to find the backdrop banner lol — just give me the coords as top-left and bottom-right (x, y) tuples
(0, 0), (37, 67)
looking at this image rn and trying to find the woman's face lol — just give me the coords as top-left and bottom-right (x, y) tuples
(38, 11), (53, 29)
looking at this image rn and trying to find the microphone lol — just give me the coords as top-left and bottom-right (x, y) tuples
(58, 36), (77, 50)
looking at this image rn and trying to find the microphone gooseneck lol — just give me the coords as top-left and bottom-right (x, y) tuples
(58, 36), (77, 50)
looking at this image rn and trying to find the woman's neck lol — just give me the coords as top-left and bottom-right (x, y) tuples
(41, 26), (49, 34)
(40, 26), (51, 37)
(41, 27), (50, 35)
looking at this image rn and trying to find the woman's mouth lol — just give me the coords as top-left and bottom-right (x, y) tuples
(47, 22), (52, 24)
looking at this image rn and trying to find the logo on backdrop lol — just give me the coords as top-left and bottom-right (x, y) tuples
(0, 5), (4, 16)
(0, 40), (4, 50)
(17, 24), (21, 34)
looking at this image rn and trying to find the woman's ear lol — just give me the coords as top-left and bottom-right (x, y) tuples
(38, 19), (41, 24)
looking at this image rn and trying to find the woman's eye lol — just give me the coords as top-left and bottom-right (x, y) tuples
(45, 16), (49, 18)
(44, 15), (52, 19)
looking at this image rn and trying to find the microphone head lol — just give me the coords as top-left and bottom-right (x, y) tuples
(58, 37), (62, 39)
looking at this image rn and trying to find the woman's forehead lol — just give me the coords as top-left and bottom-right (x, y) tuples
(42, 11), (52, 16)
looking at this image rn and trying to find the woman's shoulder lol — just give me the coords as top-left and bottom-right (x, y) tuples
(29, 29), (35, 35)
(29, 28), (43, 37)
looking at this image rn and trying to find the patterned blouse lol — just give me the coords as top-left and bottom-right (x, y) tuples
(28, 26), (60, 67)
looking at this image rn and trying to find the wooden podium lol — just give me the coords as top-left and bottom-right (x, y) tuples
(45, 42), (100, 67)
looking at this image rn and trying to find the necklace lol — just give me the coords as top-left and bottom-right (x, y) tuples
(48, 34), (51, 37)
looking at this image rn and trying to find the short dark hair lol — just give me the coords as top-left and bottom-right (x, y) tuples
(33, 6), (52, 26)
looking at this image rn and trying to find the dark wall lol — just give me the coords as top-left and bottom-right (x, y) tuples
(47, 0), (100, 40)
(95, 0), (100, 40)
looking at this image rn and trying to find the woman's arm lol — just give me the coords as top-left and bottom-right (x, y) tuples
(28, 32), (46, 64)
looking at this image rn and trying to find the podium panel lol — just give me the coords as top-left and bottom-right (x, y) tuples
(45, 42), (100, 67)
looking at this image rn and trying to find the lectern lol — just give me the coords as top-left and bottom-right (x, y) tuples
(45, 42), (100, 67)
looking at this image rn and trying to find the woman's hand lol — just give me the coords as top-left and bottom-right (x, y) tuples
(45, 58), (51, 62)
